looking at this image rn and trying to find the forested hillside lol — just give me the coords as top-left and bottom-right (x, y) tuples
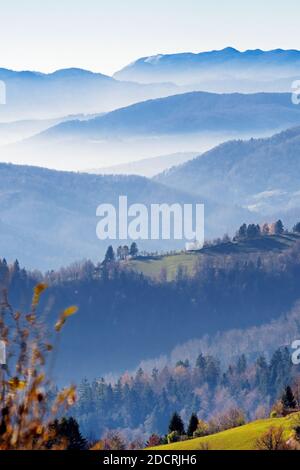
(74, 347), (299, 439)
(2, 229), (300, 382)
(156, 126), (300, 224)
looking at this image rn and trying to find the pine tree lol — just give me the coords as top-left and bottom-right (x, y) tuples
(187, 413), (198, 437)
(168, 412), (185, 435)
(104, 245), (115, 263)
(60, 417), (88, 450)
(48, 417), (87, 450)
(282, 386), (297, 409)
(274, 219), (284, 235)
(130, 242), (138, 257)
(246, 224), (261, 238)
(0, 259), (9, 284)
(237, 223), (247, 239)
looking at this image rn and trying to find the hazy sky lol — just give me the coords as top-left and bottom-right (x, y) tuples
(1, 0), (299, 75)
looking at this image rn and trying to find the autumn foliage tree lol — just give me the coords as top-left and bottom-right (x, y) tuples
(0, 283), (78, 449)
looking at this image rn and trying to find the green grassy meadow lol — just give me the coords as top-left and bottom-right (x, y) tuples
(150, 413), (299, 450)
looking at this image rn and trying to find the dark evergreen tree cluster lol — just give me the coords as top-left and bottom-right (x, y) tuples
(281, 386), (297, 410)
(168, 412), (185, 435)
(47, 417), (88, 450)
(236, 219), (285, 240)
(105, 243), (139, 263)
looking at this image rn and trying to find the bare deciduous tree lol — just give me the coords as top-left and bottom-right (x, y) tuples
(255, 426), (289, 451)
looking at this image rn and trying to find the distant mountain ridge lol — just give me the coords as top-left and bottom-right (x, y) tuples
(114, 48), (300, 91)
(2, 47), (300, 123)
(0, 66), (179, 121)
(32, 91), (300, 141)
(0, 113), (103, 146)
(0, 67), (111, 80)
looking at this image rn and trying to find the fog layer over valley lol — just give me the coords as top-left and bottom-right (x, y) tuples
(1, 90), (299, 171)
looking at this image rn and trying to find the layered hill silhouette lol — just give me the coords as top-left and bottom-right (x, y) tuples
(0, 162), (246, 270)
(3, 125), (300, 270)
(7, 90), (298, 170)
(34, 91), (300, 141)
(156, 126), (300, 223)
(0, 67), (179, 121)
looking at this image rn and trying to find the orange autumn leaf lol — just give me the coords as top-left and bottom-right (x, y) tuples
(62, 306), (78, 318)
(55, 306), (78, 331)
(32, 283), (48, 307)
(8, 377), (26, 391)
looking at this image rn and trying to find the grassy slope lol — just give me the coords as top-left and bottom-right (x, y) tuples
(128, 252), (198, 281)
(129, 234), (300, 281)
(150, 414), (299, 450)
